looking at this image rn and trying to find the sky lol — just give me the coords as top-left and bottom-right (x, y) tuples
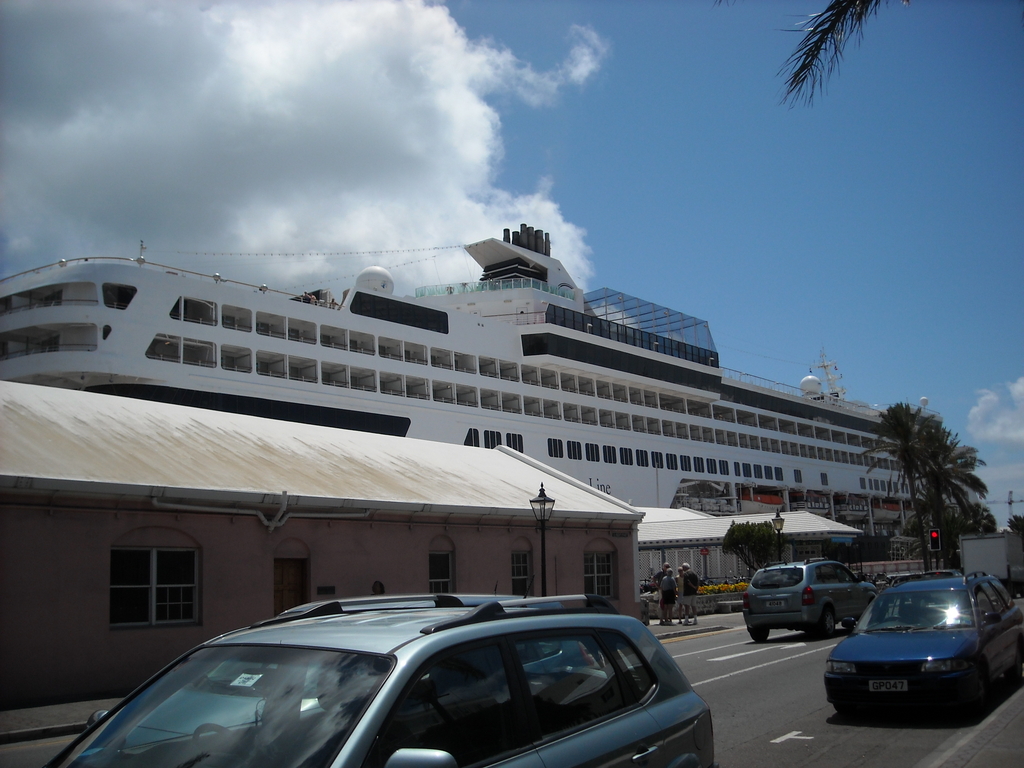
(2, 0), (1022, 524)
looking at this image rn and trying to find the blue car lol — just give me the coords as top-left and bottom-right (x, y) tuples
(824, 573), (1023, 714)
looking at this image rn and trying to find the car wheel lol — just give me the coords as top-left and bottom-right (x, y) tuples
(748, 627), (770, 643)
(1006, 644), (1023, 688)
(816, 607), (835, 638)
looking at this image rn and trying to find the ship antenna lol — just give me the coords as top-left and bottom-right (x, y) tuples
(815, 348), (846, 401)
(138, 240), (147, 264)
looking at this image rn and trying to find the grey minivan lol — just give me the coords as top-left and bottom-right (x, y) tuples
(47, 594), (717, 768)
(743, 560), (877, 643)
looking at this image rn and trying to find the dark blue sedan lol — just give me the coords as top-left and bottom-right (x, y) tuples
(824, 574), (1023, 715)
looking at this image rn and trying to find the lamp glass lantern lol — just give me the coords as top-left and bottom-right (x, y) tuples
(530, 484), (555, 596)
(772, 510), (785, 562)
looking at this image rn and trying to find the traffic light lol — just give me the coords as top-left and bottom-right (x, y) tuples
(928, 528), (942, 551)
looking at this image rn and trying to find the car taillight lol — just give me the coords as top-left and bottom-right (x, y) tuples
(742, 591), (750, 609)
(802, 586), (815, 606)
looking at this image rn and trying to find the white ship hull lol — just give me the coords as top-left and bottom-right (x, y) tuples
(0, 229), (912, 521)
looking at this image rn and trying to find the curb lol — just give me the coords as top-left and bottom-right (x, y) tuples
(653, 624), (731, 641)
(0, 722), (85, 745)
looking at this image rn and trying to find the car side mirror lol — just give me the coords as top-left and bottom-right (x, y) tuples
(86, 710), (109, 727)
(841, 617), (857, 630)
(984, 611), (1002, 626)
(384, 749), (459, 768)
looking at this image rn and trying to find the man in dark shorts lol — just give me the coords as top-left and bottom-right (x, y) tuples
(659, 567), (677, 626)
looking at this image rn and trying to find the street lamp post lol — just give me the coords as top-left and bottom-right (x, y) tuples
(772, 509), (785, 563)
(530, 484), (555, 596)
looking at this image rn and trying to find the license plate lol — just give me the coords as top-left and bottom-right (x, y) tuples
(765, 600), (785, 608)
(869, 680), (907, 692)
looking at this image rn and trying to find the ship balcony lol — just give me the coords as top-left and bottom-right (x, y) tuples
(1, 324), (98, 361)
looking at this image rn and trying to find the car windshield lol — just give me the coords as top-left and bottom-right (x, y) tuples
(52, 645), (394, 768)
(858, 589), (975, 632)
(751, 568), (803, 589)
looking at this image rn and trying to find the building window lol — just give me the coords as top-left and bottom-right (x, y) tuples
(482, 430), (502, 449)
(511, 552), (531, 597)
(429, 552), (453, 593)
(774, 467), (784, 482)
(652, 452), (664, 469)
(693, 456), (705, 473)
(794, 469), (803, 483)
(719, 460), (729, 476)
(666, 453), (678, 470)
(742, 463), (752, 478)
(619, 447), (634, 466)
(636, 449), (649, 467)
(567, 440), (583, 460)
(734, 462), (741, 477)
(547, 438), (564, 459)
(585, 443), (600, 462)
(505, 433), (524, 452)
(110, 548), (197, 626)
(680, 455), (692, 472)
(584, 553), (614, 597)
(464, 428), (480, 447)
(753, 464), (763, 479)
(603, 445), (617, 464)
(706, 458), (717, 474)
(763, 465), (773, 480)
(821, 472), (829, 486)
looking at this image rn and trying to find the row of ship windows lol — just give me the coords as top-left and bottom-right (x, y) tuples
(143, 332), (893, 471)
(158, 295), (872, 448)
(529, 435), (905, 494)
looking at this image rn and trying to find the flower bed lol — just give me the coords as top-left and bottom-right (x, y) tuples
(697, 582), (748, 595)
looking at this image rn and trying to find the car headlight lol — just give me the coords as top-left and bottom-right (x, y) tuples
(826, 660), (856, 674)
(920, 658), (972, 673)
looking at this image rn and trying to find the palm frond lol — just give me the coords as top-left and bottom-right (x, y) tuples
(780, 0), (894, 106)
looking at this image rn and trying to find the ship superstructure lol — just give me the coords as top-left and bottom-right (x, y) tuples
(0, 225), (917, 533)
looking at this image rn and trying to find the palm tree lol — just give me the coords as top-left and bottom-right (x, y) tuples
(919, 425), (988, 567)
(1008, 514), (1024, 538)
(866, 403), (934, 567)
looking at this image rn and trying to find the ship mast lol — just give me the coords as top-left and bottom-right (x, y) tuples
(814, 348), (846, 401)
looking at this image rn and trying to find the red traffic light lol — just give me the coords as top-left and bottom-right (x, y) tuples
(928, 528), (942, 551)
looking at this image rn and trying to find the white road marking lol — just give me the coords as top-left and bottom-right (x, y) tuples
(668, 631), (805, 658)
(691, 643), (838, 687)
(708, 642), (805, 661)
(771, 731), (814, 744)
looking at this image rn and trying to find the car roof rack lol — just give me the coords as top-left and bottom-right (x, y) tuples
(250, 593), (618, 629)
(420, 594), (619, 635)
(250, 594), (474, 627)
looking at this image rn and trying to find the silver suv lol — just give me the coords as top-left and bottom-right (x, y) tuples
(48, 595), (717, 768)
(743, 560), (877, 643)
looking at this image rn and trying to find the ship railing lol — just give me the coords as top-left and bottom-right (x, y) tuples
(721, 367), (880, 416)
(0, 299), (99, 317)
(0, 343), (98, 361)
(415, 279), (576, 301)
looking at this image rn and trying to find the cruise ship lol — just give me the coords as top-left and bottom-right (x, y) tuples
(0, 225), (915, 532)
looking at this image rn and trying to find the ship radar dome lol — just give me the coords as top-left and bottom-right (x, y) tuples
(800, 375), (822, 395)
(919, 396), (929, 408)
(355, 266), (394, 295)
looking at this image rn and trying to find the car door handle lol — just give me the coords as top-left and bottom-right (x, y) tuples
(632, 744), (659, 763)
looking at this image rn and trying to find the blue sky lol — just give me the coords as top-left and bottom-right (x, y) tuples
(2, 0), (1022, 523)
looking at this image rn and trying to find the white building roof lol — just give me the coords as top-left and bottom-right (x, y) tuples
(0, 381), (640, 522)
(637, 507), (863, 547)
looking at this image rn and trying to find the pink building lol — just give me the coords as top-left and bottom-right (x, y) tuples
(0, 382), (642, 708)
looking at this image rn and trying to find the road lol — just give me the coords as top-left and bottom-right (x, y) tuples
(2, 624), (1018, 768)
(667, 624), (1018, 768)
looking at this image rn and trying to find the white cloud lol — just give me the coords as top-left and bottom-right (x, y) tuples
(0, 0), (607, 293)
(967, 377), (1024, 448)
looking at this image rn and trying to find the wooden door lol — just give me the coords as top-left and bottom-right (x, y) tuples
(274, 558), (307, 616)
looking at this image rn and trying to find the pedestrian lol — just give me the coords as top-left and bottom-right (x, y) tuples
(679, 563), (700, 625)
(659, 568), (677, 626)
(654, 563), (671, 622)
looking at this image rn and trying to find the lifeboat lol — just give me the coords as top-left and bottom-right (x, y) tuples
(738, 489), (783, 515)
